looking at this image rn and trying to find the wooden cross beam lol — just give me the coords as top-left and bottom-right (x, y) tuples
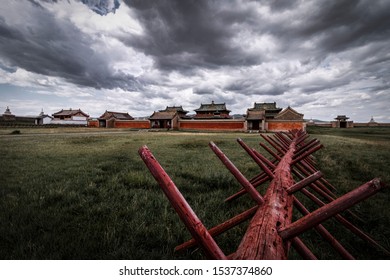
(138, 130), (389, 260)
(231, 133), (299, 259)
(138, 145), (227, 260)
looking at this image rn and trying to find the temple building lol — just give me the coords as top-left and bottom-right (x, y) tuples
(51, 108), (89, 126)
(246, 102), (282, 131)
(1, 106), (16, 121)
(97, 111), (134, 128)
(149, 106), (188, 129)
(35, 109), (53, 125)
(0, 106), (43, 125)
(266, 106), (305, 131)
(367, 116), (379, 127)
(193, 101), (231, 119)
(331, 115), (354, 128)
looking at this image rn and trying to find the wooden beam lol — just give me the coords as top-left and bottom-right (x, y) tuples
(279, 178), (386, 240)
(209, 141), (264, 205)
(293, 197), (355, 259)
(300, 188), (390, 256)
(292, 144), (323, 165)
(291, 237), (317, 260)
(232, 133), (298, 259)
(138, 145), (227, 259)
(175, 206), (258, 252)
(236, 138), (275, 178)
(287, 171), (323, 194)
(259, 142), (281, 161)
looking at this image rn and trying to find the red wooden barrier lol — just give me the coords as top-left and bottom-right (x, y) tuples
(138, 129), (389, 259)
(138, 146), (227, 259)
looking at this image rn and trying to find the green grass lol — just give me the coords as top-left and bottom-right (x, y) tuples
(0, 127), (389, 259)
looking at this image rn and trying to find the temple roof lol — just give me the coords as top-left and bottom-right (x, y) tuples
(52, 108), (89, 117)
(99, 111), (134, 120)
(334, 115), (349, 120)
(149, 111), (177, 120)
(161, 106), (188, 114)
(249, 102), (282, 111)
(274, 106), (304, 120)
(194, 101), (231, 112)
(246, 110), (265, 120)
(3, 106), (14, 116)
(246, 102), (282, 119)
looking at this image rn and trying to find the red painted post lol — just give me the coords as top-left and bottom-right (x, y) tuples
(293, 163), (337, 199)
(237, 138), (276, 170)
(273, 134), (290, 151)
(224, 174), (270, 202)
(209, 141), (264, 205)
(292, 144), (323, 165)
(295, 159), (337, 193)
(236, 138), (275, 178)
(291, 237), (317, 260)
(295, 133), (310, 146)
(293, 139), (320, 159)
(138, 145), (227, 259)
(287, 171), (323, 194)
(275, 132), (291, 147)
(279, 178), (386, 240)
(259, 142), (281, 161)
(175, 206), (258, 252)
(232, 134), (298, 259)
(300, 188), (390, 256)
(139, 130), (388, 260)
(252, 149), (277, 170)
(261, 134), (286, 155)
(293, 197), (355, 259)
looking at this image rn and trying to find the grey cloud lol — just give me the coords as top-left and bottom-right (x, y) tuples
(0, 1), (141, 91)
(29, 0), (120, 15)
(1, 0), (390, 122)
(224, 77), (288, 96)
(192, 84), (216, 95)
(297, 1), (390, 54)
(120, 0), (390, 77)
(81, 0), (120, 16)
(121, 0), (263, 72)
(267, 0), (300, 12)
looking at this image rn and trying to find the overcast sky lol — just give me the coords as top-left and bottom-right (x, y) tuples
(0, 0), (389, 121)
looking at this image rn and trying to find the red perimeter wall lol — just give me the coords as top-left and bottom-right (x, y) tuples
(114, 120), (150, 129)
(179, 120), (245, 131)
(267, 121), (305, 131)
(88, 120), (99, 128)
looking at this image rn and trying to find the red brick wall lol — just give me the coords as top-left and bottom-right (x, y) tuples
(179, 120), (245, 131)
(114, 120), (150, 129)
(267, 121), (305, 131)
(88, 120), (99, 128)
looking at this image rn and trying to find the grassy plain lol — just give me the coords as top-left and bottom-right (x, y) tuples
(0, 126), (389, 259)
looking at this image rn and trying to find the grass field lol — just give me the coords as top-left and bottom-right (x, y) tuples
(0, 126), (389, 260)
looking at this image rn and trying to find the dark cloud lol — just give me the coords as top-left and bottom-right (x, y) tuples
(121, 0), (262, 72)
(119, 0), (390, 101)
(0, 1), (141, 91)
(267, 0), (300, 12)
(1, 0), (389, 121)
(192, 84), (216, 95)
(29, 0), (121, 15)
(302, 1), (390, 54)
(224, 78), (288, 96)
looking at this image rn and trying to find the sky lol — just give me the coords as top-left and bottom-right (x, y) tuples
(0, 0), (389, 122)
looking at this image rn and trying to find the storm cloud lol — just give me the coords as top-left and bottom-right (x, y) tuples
(0, 0), (389, 121)
(0, 1), (141, 91)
